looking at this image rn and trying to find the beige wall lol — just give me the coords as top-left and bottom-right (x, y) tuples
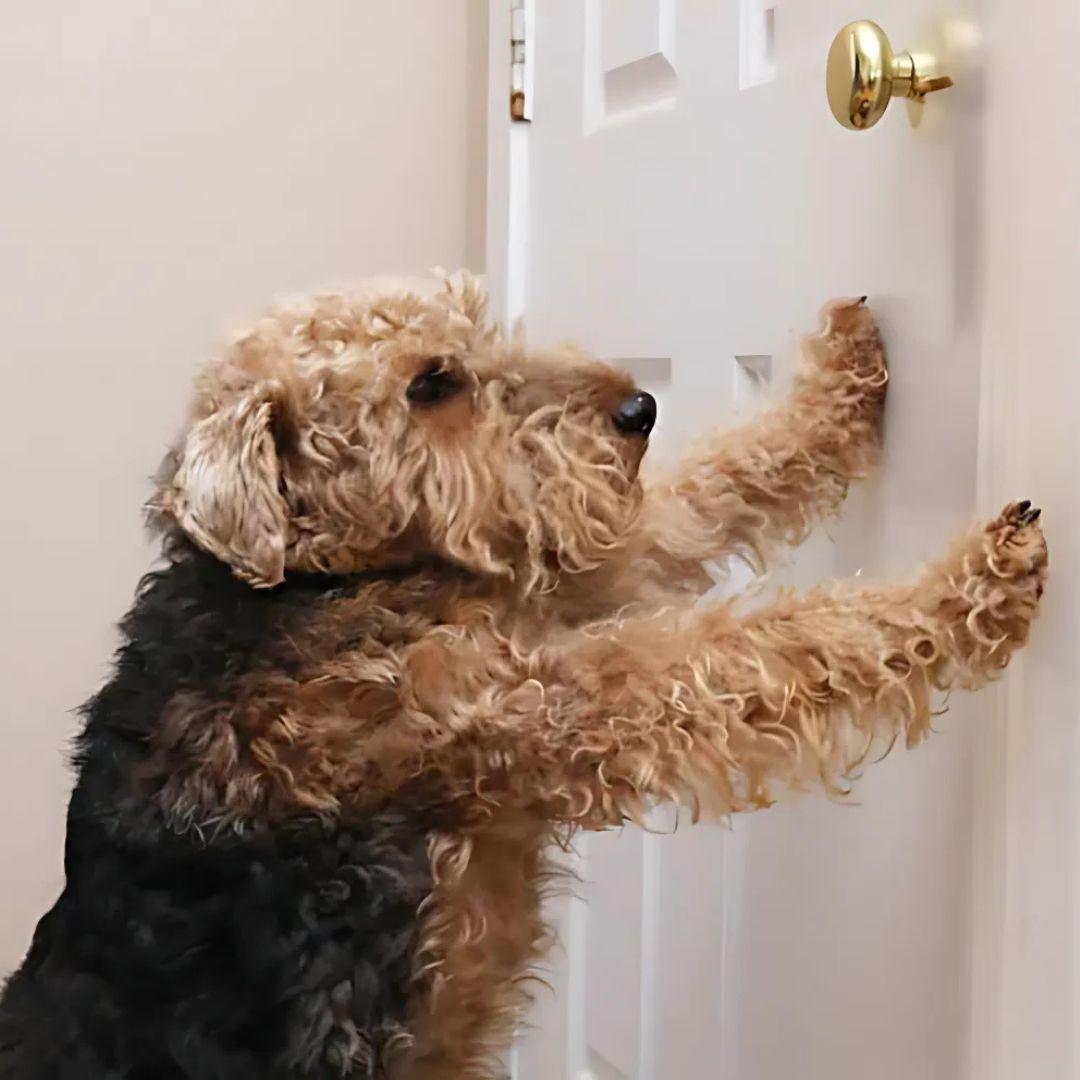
(0, 1), (487, 974)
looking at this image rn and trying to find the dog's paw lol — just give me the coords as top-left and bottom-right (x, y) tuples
(982, 500), (1048, 599)
(940, 501), (1048, 662)
(819, 295), (877, 339)
(808, 297), (887, 401)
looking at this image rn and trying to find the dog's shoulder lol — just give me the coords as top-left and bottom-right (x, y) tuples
(82, 541), (447, 739)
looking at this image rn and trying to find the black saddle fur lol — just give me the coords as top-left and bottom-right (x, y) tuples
(0, 546), (432, 1079)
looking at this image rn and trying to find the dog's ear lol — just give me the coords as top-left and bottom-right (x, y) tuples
(162, 382), (288, 588)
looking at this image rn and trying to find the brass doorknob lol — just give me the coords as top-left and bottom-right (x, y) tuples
(826, 20), (953, 130)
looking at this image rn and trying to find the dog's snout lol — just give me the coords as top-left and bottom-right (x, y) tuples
(613, 391), (657, 436)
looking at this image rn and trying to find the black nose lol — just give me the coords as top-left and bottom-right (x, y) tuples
(613, 391), (657, 436)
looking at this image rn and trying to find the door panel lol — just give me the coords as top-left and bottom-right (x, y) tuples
(587, 0), (677, 131)
(507, 2), (984, 1078)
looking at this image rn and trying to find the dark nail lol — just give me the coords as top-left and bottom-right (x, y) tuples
(1029, 508), (1042, 522)
(1017, 499), (1031, 513)
(858, 295), (868, 304)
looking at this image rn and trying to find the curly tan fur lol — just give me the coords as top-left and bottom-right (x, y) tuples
(145, 275), (1047, 1078)
(641, 297), (888, 580)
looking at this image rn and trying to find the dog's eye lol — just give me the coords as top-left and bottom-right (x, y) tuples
(406, 362), (462, 405)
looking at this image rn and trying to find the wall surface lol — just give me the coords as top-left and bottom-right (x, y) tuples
(0, 0), (486, 975)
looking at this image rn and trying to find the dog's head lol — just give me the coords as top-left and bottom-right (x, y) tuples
(153, 274), (656, 592)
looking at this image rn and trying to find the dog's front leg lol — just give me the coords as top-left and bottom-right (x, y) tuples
(151, 506), (1043, 839)
(636, 298), (886, 583)
(446, 502), (1044, 825)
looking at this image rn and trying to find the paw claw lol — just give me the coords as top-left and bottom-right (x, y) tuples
(817, 296), (883, 344)
(983, 500), (1048, 587)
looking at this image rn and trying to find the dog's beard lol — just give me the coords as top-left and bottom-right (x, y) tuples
(413, 400), (641, 590)
(505, 403), (641, 590)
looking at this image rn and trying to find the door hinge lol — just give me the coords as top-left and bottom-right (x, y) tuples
(510, 0), (532, 121)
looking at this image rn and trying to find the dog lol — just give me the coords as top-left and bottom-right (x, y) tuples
(0, 274), (1047, 1079)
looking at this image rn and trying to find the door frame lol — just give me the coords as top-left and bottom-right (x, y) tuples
(484, 0), (529, 329)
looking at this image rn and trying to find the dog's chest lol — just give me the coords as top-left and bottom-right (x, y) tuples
(13, 805), (436, 1079)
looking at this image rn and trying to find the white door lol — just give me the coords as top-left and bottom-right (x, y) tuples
(484, 2), (1042, 1079)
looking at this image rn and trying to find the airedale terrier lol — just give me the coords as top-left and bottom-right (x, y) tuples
(0, 275), (1046, 1079)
